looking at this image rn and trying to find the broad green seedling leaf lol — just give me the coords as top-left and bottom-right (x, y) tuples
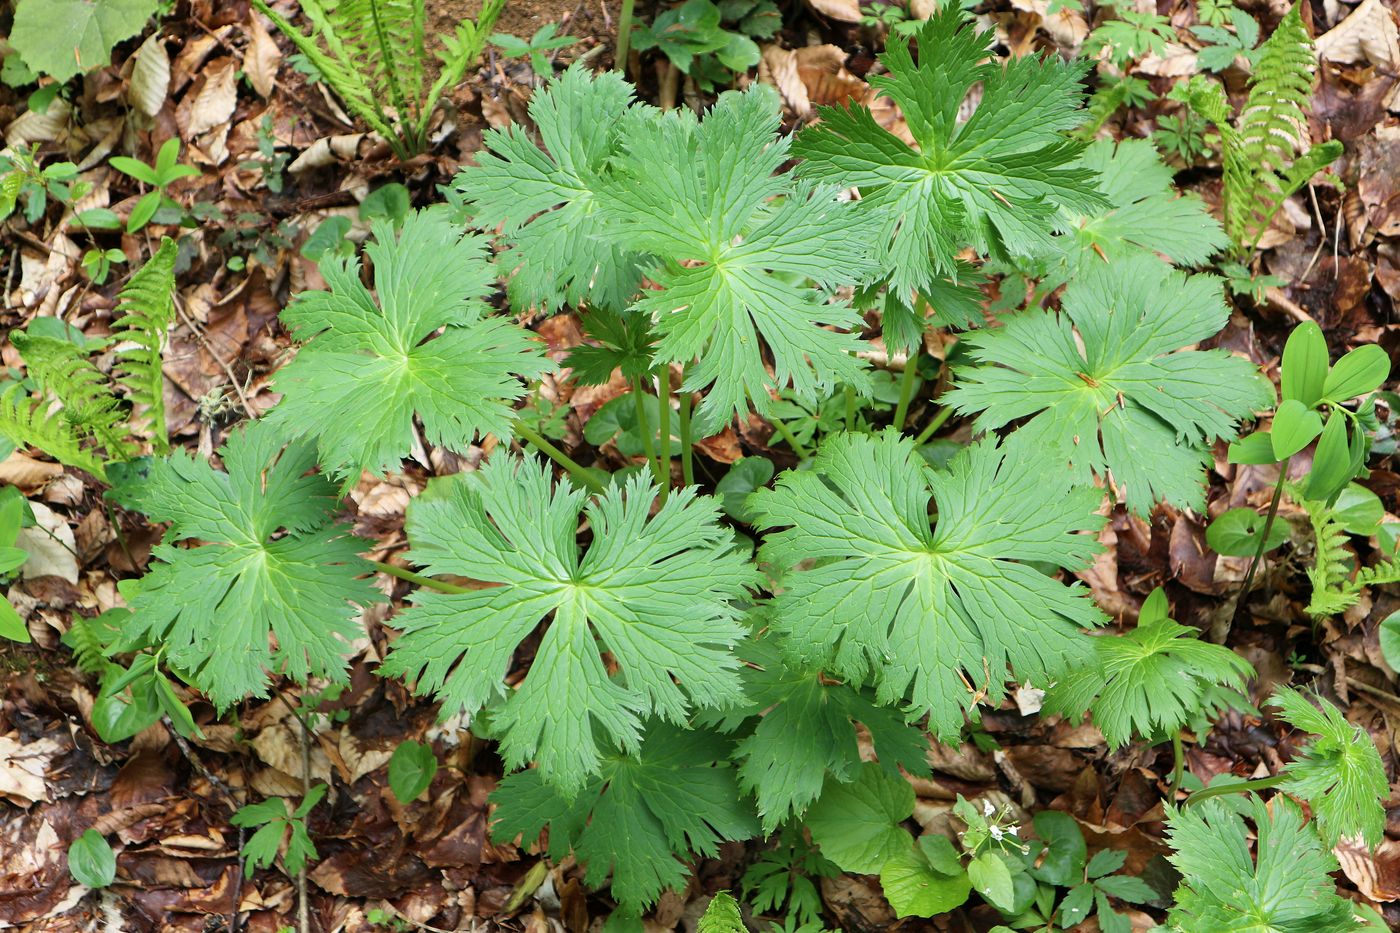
(124, 421), (381, 708)
(68, 829), (117, 888)
(11, 0), (158, 82)
(381, 454), (757, 793)
(949, 255), (1273, 514)
(388, 740), (438, 803)
(749, 430), (1105, 739)
(269, 209), (552, 478)
(1281, 320), (1327, 407)
(804, 762), (914, 874)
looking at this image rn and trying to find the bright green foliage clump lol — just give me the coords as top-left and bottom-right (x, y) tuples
(123, 421), (380, 708)
(381, 455), (757, 793)
(1269, 687), (1388, 848)
(491, 723), (758, 911)
(749, 430), (1105, 739)
(1165, 797), (1362, 932)
(1184, 3), (1342, 255)
(697, 891), (746, 933)
(1302, 493), (1400, 616)
(232, 784), (327, 877)
(268, 210), (552, 479)
(715, 628), (930, 831)
(1045, 587), (1254, 747)
(949, 255), (1273, 514)
(792, 10), (1102, 299)
(598, 86), (873, 434)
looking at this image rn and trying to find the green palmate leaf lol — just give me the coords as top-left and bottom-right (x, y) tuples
(11, 0), (158, 82)
(948, 255), (1273, 514)
(380, 454), (758, 793)
(1037, 138), (1229, 288)
(1166, 797), (1361, 932)
(124, 421), (381, 708)
(597, 86), (875, 434)
(566, 308), (657, 386)
(268, 209), (552, 478)
(1044, 588), (1254, 748)
(1269, 687), (1387, 848)
(454, 67), (648, 312)
(491, 722), (759, 910)
(112, 237), (177, 453)
(791, 10), (1102, 299)
(716, 628), (930, 831)
(749, 430), (1105, 740)
(804, 762), (914, 874)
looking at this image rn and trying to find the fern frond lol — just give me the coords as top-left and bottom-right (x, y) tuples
(112, 237), (177, 454)
(11, 333), (133, 465)
(423, 0), (503, 134)
(0, 383), (108, 479)
(1302, 493), (1400, 616)
(327, 0), (426, 121)
(62, 615), (111, 675)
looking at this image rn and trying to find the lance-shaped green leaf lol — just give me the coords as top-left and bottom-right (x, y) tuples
(948, 255), (1273, 514)
(792, 9), (1102, 300)
(491, 722), (759, 910)
(453, 66), (648, 312)
(125, 421), (381, 708)
(748, 430), (1105, 739)
(268, 209), (553, 478)
(380, 455), (758, 793)
(597, 86), (875, 434)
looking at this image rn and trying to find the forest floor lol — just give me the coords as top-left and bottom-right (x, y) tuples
(3, 0), (1400, 930)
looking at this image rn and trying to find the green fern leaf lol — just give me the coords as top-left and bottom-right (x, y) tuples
(1301, 493), (1400, 616)
(11, 332), (133, 465)
(326, 0), (425, 121)
(0, 384), (107, 478)
(112, 237), (176, 454)
(698, 892), (746, 933)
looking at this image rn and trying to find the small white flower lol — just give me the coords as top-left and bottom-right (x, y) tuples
(983, 799), (995, 817)
(1006, 826), (1019, 837)
(990, 826), (1004, 841)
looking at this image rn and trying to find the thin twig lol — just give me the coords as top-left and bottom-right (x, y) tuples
(170, 292), (258, 419)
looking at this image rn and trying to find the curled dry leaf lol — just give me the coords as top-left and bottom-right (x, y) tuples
(4, 97), (72, 149)
(1335, 836), (1400, 901)
(1315, 0), (1399, 71)
(0, 735), (60, 807)
(804, 0), (861, 24)
(245, 11), (283, 99)
(179, 56), (239, 140)
(129, 33), (171, 119)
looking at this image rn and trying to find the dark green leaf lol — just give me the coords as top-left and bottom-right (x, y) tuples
(388, 740), (438, 803)
(68, 829), (116, 888)
(1206, 507), (1288, 557)
(1280, 321), (1327, 407)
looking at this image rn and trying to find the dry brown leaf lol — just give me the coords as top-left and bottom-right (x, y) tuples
(4, 97), (71, 149)
(0, 735), (59, 807)
(245, 12), (283, 98)
(180, 57), (239, 139)
(17, 501), (78, 584)
(0, 453), (63, 489)
(804, 0), (861, 24)
(128, 33), (171, 118)
(1335, 837), (1400, 901)
(1315, 0), (1399, 70)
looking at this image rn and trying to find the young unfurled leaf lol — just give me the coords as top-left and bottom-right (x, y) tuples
(454, 67), (647, 312)
(1044, 588), (1254, 748)
(792, 10), (1102, 299)
(1269, 687), (1388, 848)
(124, 421), (381, 708)
(697, 891), (745, 933)
(749, 430), (1105, 740)
(381, 454), (758, 793)
(1036, 139), (1229, 288)
(597, 86), (874, 434)
(1166, 796), (1360, 932)
(804, 762), (914, 874)
(491, 722), (758, 910)
(268, 209), (553, 478)
(949, 255), (1273, 514)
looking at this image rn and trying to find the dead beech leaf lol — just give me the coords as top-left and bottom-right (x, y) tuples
(804, 0), (861, 24)
(17, 501), (79, 584)
(1335, 837), (1400, 901)
(1316, 0), (1399, 70)
(4, 97), (72, 149)
(181, 57), (239, 139)
(760, 45), (812, 116)
(0, 735), (59, 807)
(0, 452), (63, 489)
(245, 12), (283, 98)
(129, 33), (171, 118)
(1136, 43), (1200, 77)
